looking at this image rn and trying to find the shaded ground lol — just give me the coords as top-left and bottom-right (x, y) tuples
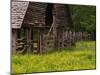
(12, 41), (96, 74)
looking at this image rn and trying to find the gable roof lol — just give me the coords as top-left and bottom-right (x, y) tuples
(11, 1), (29, 29)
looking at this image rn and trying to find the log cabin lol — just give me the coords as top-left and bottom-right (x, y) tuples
(11, 1), (74, 54)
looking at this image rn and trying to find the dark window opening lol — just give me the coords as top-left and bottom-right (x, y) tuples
(17, 28), (27, 39)
(17, 29), (21, 38)
(45, 3), (54, 26)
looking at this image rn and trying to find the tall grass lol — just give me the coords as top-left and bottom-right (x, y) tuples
(12, 41), (96, 74)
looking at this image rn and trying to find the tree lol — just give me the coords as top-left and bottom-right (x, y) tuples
(70, 5), (96, 33)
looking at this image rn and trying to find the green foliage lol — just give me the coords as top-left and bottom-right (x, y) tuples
(12, 41), (96, 74)
(70, 5), (96, 32)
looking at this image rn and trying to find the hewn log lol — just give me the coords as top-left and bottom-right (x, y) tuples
(12, 30), (17, 53)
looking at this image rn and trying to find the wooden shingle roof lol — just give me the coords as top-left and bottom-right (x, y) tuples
(11, 1), (29, 29)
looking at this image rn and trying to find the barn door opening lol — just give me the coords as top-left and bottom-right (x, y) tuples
(44, 4), (56, 52)
(45, 3), (54, 26)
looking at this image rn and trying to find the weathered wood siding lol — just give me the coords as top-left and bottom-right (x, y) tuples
(54, 4), (71, 28)
(23, 2), (47, 27)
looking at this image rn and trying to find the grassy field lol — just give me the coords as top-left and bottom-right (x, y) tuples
(12, 41), (96, 74)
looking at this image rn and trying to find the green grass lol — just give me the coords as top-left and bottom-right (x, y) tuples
(12, 41), (96, 74)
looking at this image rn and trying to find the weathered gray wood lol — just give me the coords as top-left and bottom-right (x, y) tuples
(12, 1), (29, 29)
(12, 30), (17, 53)
(39, 29), (42, 54)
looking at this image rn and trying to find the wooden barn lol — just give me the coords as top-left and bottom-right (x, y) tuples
(11, 1), (74, 54)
